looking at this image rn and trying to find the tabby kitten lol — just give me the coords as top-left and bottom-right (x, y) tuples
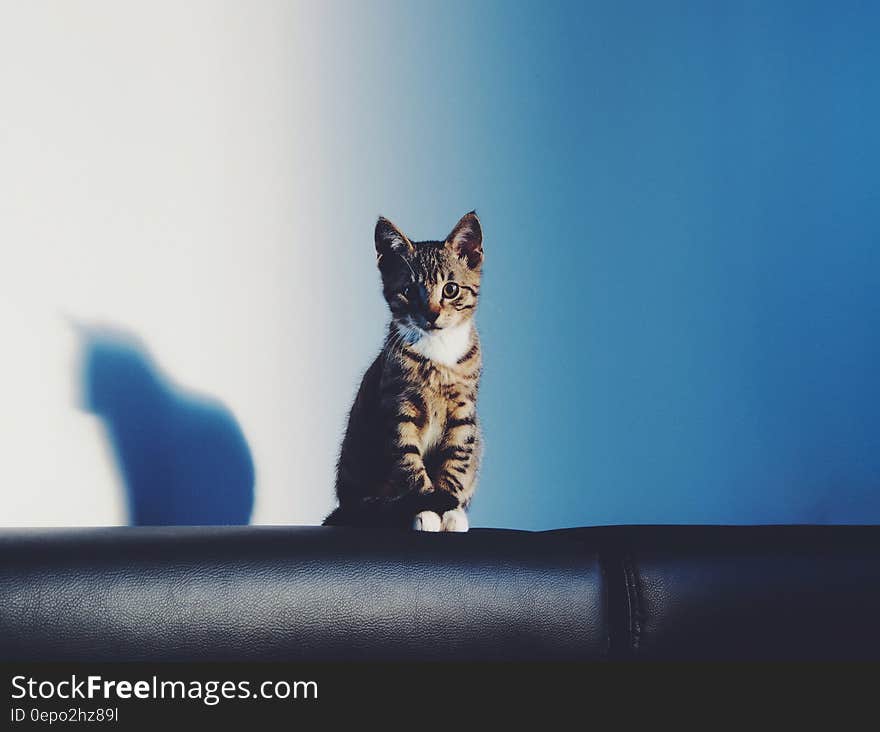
(324, 212), (484, 532)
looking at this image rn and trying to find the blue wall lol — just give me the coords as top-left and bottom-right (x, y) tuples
(339, 1), (880, 528)
(12, 2), (875, 530)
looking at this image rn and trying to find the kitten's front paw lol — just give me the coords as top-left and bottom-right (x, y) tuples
(413, 510), (442, 532)
(440, 508), (469, 533)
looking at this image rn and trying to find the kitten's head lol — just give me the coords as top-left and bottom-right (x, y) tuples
(375, 211), (482, 341)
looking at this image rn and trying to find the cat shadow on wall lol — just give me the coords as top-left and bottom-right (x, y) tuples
(76, 326), (254, 526)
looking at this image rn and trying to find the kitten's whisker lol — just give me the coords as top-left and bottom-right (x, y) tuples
(397, 253), (417, 282)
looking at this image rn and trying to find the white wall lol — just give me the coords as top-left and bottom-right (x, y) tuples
(0, 1), (347, 525)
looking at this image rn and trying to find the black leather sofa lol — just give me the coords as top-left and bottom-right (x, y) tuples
(2, 525), (879, 661)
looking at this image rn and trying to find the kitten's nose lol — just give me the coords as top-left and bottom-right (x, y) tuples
(425, 309), (440, 324)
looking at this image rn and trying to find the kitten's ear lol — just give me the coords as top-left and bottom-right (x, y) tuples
(446, 211), (483, 268)
(375, 216), (413, 260)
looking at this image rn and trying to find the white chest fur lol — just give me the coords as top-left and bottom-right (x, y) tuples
(408, 321), (473, 367)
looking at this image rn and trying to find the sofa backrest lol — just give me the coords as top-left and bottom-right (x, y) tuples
(2, 525), (878, 661)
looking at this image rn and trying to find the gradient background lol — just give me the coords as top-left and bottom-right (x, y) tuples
(1, 0), (877, 529)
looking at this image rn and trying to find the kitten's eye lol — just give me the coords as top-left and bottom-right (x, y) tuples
(402, 285), (415, 300)
(442, 282), (460, 299)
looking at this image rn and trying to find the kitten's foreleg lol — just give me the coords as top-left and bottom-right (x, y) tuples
(433, 418), (478, 505)
(433, 386), (480, 534)
(391, 405), (446, 531)
(391, 427), (433, 495)
(388, 392), (435, 492)
(433, 441), (478, 533)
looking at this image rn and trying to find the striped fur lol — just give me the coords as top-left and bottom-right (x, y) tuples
(324, 212), (484, 530)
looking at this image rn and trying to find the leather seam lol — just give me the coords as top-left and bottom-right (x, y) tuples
(623, 553), (642, 656)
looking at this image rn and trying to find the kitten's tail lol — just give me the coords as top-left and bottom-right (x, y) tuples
(322, 490), (459, 529)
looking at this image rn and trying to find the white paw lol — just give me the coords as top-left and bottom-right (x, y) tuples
(441, 508), (469, 533)
(413, 510), (442, 532)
